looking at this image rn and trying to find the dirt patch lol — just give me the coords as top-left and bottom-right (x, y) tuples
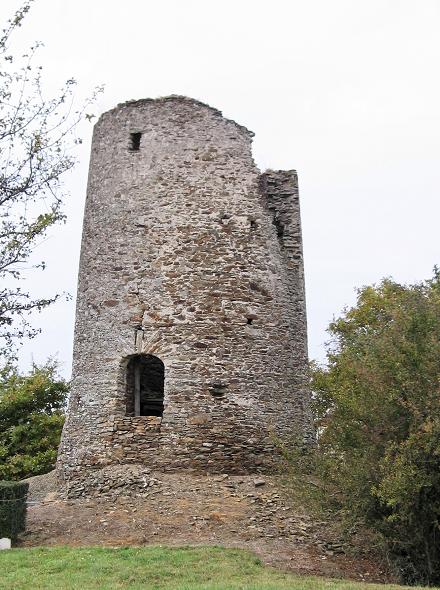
(20, 471), (394, 585)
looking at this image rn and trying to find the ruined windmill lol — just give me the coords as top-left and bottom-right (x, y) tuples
(57, 96), (313, 496)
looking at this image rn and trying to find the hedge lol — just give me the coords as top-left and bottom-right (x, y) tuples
(0, 480), (28, 540)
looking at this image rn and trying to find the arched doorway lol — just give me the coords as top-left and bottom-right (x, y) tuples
(125, 354), (165, 417)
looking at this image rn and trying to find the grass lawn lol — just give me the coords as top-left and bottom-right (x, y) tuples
(0, 546), (435, 590)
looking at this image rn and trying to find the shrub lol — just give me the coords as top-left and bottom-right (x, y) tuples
(0, 480), (28, 540)
(0, 362), (68, 480)
(311, 269), (440, 585)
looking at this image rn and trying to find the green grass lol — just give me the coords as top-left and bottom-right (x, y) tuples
(0, 546), (435, 590)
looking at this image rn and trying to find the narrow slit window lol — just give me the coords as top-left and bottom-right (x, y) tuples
(129, 132), (142, 151)
(125, 354), (164, 417)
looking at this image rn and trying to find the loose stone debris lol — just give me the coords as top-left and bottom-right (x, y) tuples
(22, 468), (392, 584)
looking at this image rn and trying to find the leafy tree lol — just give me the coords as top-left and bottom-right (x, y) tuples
(0, 1), (100, 360)
(0, 361), (68, 480)
(312, 269), (440, 585)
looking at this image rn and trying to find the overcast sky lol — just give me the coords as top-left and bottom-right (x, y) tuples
(2, 0), (439, 377)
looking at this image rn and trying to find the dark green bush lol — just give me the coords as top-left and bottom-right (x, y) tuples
(0, 362), (68, 480)
(0, 480), (28, 540)
(311, 269), (440, 585)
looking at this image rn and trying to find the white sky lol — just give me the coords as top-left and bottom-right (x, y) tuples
(2, 0), (439, 377)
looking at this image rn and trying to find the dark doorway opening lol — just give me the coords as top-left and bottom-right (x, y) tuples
(125, 354), (164, 417)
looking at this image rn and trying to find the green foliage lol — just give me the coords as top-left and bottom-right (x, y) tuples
(0, 362), (68, 480)
(311, 269), (440, 585)
(0, 480), (28, 540)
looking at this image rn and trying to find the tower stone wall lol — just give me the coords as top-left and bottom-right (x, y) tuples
(57, 96), (313, 496)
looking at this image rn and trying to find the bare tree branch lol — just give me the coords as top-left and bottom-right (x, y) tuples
(0, 2), (103, 362)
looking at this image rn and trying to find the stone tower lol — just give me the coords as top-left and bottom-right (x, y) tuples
(57, 96), (313, 495)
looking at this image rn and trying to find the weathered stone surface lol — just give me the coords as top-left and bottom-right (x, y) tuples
(253, 479), (266, 487)
(22, 470), (57, 503)
(57, 96), (314, 497)
(0, 538), (11, 550)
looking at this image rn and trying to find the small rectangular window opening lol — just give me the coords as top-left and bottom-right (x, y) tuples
(129, 132), (142, 151)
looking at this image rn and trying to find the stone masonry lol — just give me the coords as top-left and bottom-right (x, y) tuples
(57, 96), (313, 496)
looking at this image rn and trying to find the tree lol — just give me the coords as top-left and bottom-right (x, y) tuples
(0, 1), (100, 360)
(311, 269), (440, 584)
(0, 361), (68, 480)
